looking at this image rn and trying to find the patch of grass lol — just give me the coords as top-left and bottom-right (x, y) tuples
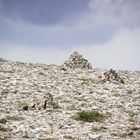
(75, 111), (105, 122)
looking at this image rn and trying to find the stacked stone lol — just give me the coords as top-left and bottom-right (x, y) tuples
(102, 69), (124, 83)
(61, 51), (92, 69)
(23, 93), (57, 110)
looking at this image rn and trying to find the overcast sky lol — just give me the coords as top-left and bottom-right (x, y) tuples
(0, 0), (140, 70)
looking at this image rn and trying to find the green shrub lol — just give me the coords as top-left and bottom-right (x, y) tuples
(75, 111), (105, 122)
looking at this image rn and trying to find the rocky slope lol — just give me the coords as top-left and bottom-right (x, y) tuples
(0, 54), (140, 140)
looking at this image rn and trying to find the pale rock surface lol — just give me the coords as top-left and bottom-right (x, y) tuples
(0, 59), (140, 140)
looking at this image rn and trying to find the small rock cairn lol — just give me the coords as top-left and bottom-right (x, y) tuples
(23, 93), (57, 111)
(61, 51), (92, 69)
(102, 69), (124, 83)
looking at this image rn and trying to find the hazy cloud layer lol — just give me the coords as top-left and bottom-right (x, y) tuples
(1, 28), (140, 70)
(0, 0), (140, 70)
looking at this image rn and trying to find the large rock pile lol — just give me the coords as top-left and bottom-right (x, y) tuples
(61, 51), (92, 69)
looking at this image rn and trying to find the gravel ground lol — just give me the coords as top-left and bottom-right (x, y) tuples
(0, 60), (140, 140)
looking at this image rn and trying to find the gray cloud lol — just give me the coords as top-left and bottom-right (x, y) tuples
(0, 0), (89, 25)
(0, 0), (140, 47)
(0, 0), (140, 70)
(88, 0), (140, 28)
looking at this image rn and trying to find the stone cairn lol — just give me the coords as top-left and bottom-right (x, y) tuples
(102, 69), (124, 84)
(61, 51), (92, 69)
(23, 93), (57, 111)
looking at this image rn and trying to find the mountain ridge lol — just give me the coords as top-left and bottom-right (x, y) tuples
(0, 56), (140, 140)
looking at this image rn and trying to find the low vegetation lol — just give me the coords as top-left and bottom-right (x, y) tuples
(75, 111), (105, 122)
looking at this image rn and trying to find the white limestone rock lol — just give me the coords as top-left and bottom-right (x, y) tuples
(0, 60), (139, 140)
